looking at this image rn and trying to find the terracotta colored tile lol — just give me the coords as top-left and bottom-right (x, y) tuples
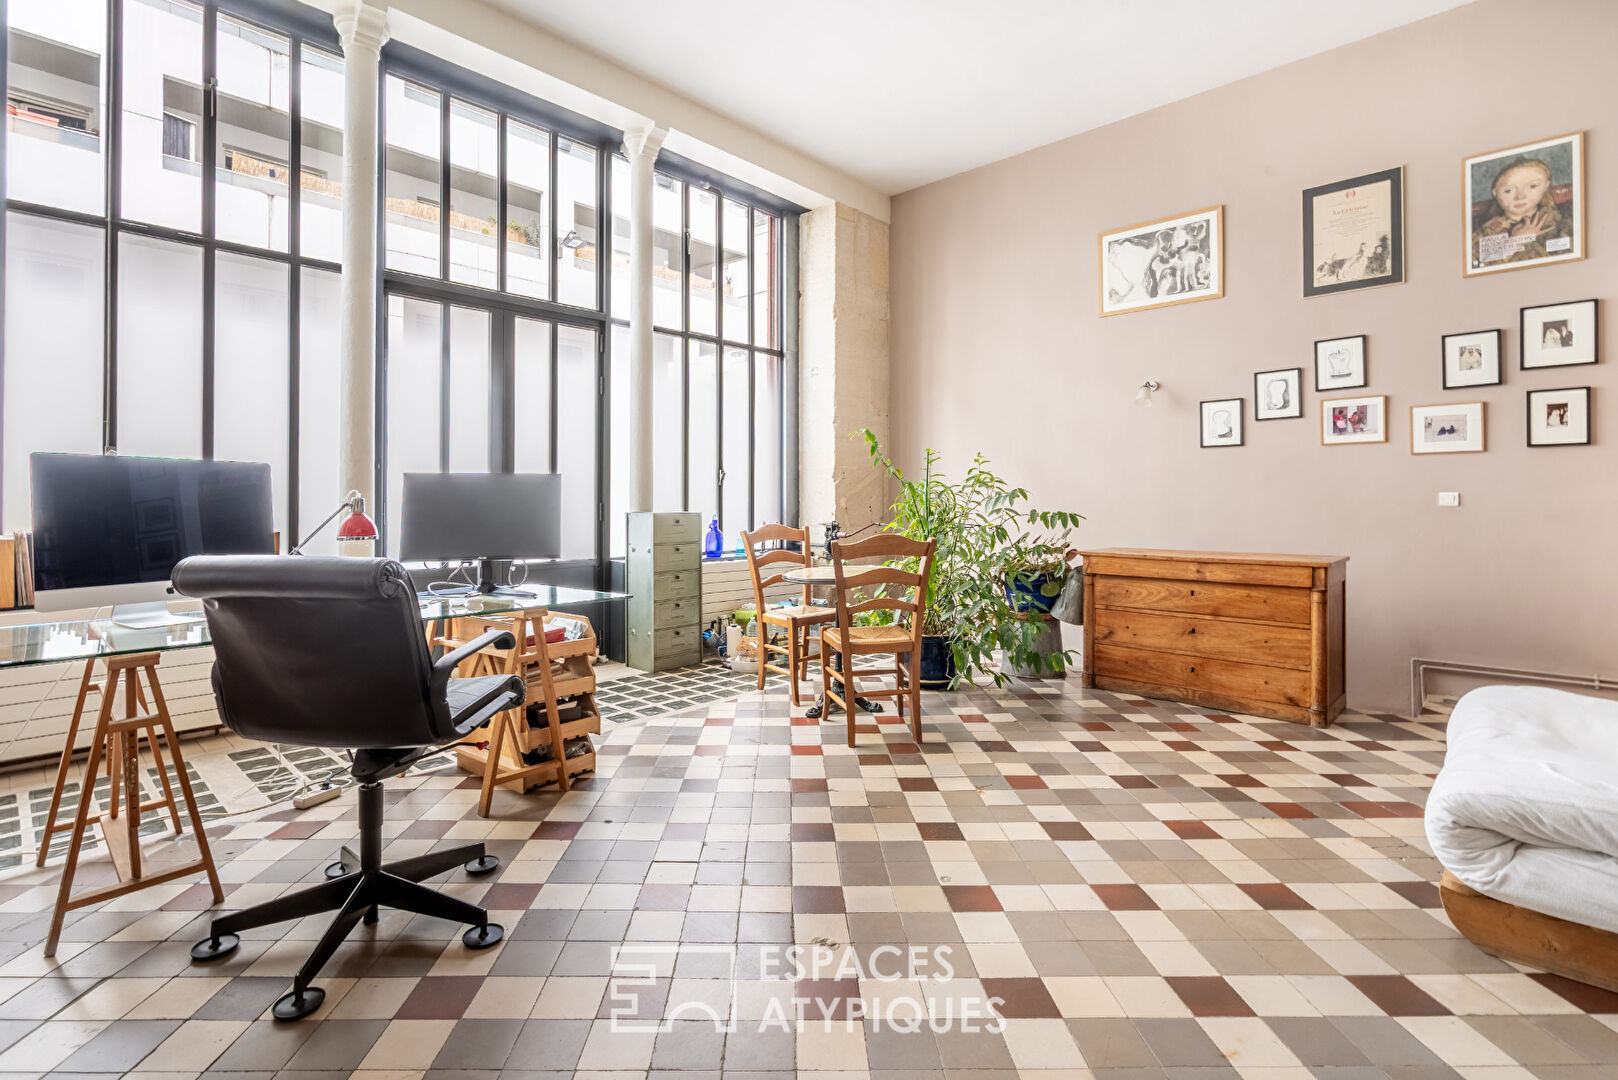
(1166, 820), (1220, 841)
(1385, 881), (1442, 908)
(918, 822), (965, 842)
(1258, 740), (1295, 751)
(1225, 775), (1265, 788)
(860, 754), (893, 766)
(791, 778), (829, 792)
(1164, 740), (1199, 751)
(899, 777), (939, 791)
(1081, 721), (1115, 731)
(980, 977), (1061, 1018)
(790, 745), (823, 756)
(1345, 975), (1453, 1016)
(1322, 773), (1366, 787)
(1342, 801), (1395, 818)
(1092, 884), (1158, 911)
(1239, 883), (1313, 911)
(1168, 976), (1257, 1017)
(704, 716), (733, 726)
(1261, 802), (1315, 819)
(1006, 775), (1048, 790)
(1531, 973), (1618, 1013)
(943, 885), (1003, 912)
(394, 976), (484, 1020)
(887, 741), (922, 755)
(1110, 775), (1157, 790)
(1041, 822), (1093, 841)
(1167, 722), (1200, 732)
(531, 821), (581, 840)
(793, 886), (847, 914)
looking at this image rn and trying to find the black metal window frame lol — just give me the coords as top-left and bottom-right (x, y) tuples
(615, 149), (801, 538)
(0, 0), (346, 545)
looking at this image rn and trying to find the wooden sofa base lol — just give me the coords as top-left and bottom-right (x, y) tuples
(1440, 871), (1618, 993)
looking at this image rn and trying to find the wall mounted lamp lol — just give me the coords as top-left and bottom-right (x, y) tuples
(1134, 380), (1161, 408)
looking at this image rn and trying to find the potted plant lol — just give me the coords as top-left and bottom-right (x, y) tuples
(857, 430), (1084, 688)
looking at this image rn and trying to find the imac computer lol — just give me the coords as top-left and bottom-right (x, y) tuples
(30, 453), (276, 628)
(400, 472), (561, 596)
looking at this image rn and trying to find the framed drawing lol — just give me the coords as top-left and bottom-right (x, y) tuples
(1099, 206), (1223, 316)
(1200, 398), (1244, 448)
(1440, 328), (1502, 389)
(1411, 402), (1485, 454)
(1321, 394), (1387, 446)
(1464, 132), (1584, 276)
(1314, 335), (1367, 391)
(1521, 299), (1597, 369)
(1303, 166), (1404, 297)
(1526, 386), (1591, 446)
(1253, 368), (1303, 420)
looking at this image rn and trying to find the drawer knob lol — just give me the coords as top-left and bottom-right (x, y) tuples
(1187, 627), (1196, 634)
(1189, 666), (1196, 673)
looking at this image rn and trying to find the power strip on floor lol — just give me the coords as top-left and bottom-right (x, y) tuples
(292, 781), (344, 810)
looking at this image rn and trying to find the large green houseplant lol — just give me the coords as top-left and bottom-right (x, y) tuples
(857, 430), (1083, 688)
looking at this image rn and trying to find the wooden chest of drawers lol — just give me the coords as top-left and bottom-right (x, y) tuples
(1080, 548), (1347, 726)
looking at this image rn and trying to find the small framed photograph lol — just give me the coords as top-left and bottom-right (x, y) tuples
(1315, 335), (1367, 391)
(1253, 368), (1303, 420)
(1200, 398), (1244, 448)
(1099, 205), (1223, 316)
(1526, 386), (1591, 447)
(1303, 166), (1404, 297)
(1321, 394), (1387, 446)
(1440, 329), (1502, 389)
(1521, 299), (1597, 369)
(1464, 131), (1584, 276)
(1411, 402), (1485, 454)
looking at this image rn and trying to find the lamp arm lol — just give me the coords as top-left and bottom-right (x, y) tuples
(290, 491), (362, 556)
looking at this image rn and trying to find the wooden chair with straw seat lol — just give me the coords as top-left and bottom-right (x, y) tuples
(820, 534), (936, 747)
(740, 524), (833, 705)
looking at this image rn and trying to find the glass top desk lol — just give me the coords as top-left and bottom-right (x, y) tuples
(0, 585), (629, 669)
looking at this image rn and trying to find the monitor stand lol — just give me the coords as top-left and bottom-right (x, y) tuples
(476, 557), (536, 598)
(110, 601), (204, 630)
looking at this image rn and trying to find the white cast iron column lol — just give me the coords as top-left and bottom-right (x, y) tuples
(623, 124), (666, 512)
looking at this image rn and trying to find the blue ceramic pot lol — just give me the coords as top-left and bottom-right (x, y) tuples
(1004, 573), (1063, 614)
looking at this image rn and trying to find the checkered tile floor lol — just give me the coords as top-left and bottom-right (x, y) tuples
(0, 676), (1611, 1078)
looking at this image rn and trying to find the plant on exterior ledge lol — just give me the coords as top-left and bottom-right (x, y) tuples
(857, 429), (1084, 687)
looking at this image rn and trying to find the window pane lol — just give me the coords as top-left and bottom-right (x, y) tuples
(753, 210), (777, 348)
(555, 137), (597, 308)
(121, 0), (202, 232)
(299, 47), (343, 263)
(610, 156), (628, 315)
(721, 346), (750, 540)
(721, 198), (748, 343)
(384, 76), (440, 276)
(448, 99), (497, 289)
(117, 235), (202, 457)
(385, 295), (441, 556)
(555, 325), (597, 560)
(687, 340), (717, 531)
(652, 331), (682, 513)
(6, 0), (106, 214)
(3, 214), (104, 532)
(608, 322), (627, 556)
(213, 252), (289, 538)
(754, 352), (783, 526)
(651, 172), (682, 329)
(506, 119), (550, 299)
(447, 306), (489, 471)
(688, 187), (717, 337)
(298, 267), (341, 555)
(215, 16), (290, 252)
(514, 317), (552, 474)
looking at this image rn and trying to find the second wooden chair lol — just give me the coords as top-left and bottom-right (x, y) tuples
(740, 524), (834, 706)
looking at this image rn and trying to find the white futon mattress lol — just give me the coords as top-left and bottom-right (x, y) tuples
(1425, 684), (1618, 934)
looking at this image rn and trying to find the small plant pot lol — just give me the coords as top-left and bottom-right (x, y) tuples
(1004, 573), (1064, 615)
(919, 635), (957, 690)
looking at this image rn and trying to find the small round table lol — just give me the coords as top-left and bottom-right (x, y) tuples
(780, 564), (883, 719)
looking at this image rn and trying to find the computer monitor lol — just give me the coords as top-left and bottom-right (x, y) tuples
(30, 453), (276, 627)
(400, 472), (561, 595)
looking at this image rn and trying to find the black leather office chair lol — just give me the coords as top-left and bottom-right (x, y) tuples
(172, 555), (526, 1020)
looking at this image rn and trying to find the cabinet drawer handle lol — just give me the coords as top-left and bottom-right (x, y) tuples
(1189, 665), (1196, 673)
(1187, 627), (1196, 634)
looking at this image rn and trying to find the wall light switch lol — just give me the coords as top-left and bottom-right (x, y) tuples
(1438, 492), (1460, 507)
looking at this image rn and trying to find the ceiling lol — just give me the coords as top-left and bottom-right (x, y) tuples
(480, 0), (1472, 196)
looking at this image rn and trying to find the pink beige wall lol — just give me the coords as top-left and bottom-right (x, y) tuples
(888, 0), (1617, 713)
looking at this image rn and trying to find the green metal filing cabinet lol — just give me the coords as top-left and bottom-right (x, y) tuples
(625, 512), (703, 671)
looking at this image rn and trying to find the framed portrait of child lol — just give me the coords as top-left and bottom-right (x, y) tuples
(1463, 132), (1584, 277)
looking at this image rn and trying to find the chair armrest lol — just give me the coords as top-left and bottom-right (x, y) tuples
(431, 627), (516, 693)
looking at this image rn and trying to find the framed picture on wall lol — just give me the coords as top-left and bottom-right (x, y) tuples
(1099, 206), (1223, 316)
(1527, 386), (1591, 446)
(1314, 335), (1367, 391)
(1321, 394), (1387, 446)
(1464, 132), (1584, 277)
(1411, 402), (1485, 454)
(1200, 398), (1244, 448)
(1253, 368), (1303, 420)
(1440, 328), (1502, 389)
(1521, 299), (1598, 369)
(1303, 166), (1404, 297)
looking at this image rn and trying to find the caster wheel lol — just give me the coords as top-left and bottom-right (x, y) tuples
(463, 922), (504, 950)
(464, 854), (499, 876)
(190, 933), (240, 962)
(271, 985), (325, 1021)
(324, 861), (352, 880)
